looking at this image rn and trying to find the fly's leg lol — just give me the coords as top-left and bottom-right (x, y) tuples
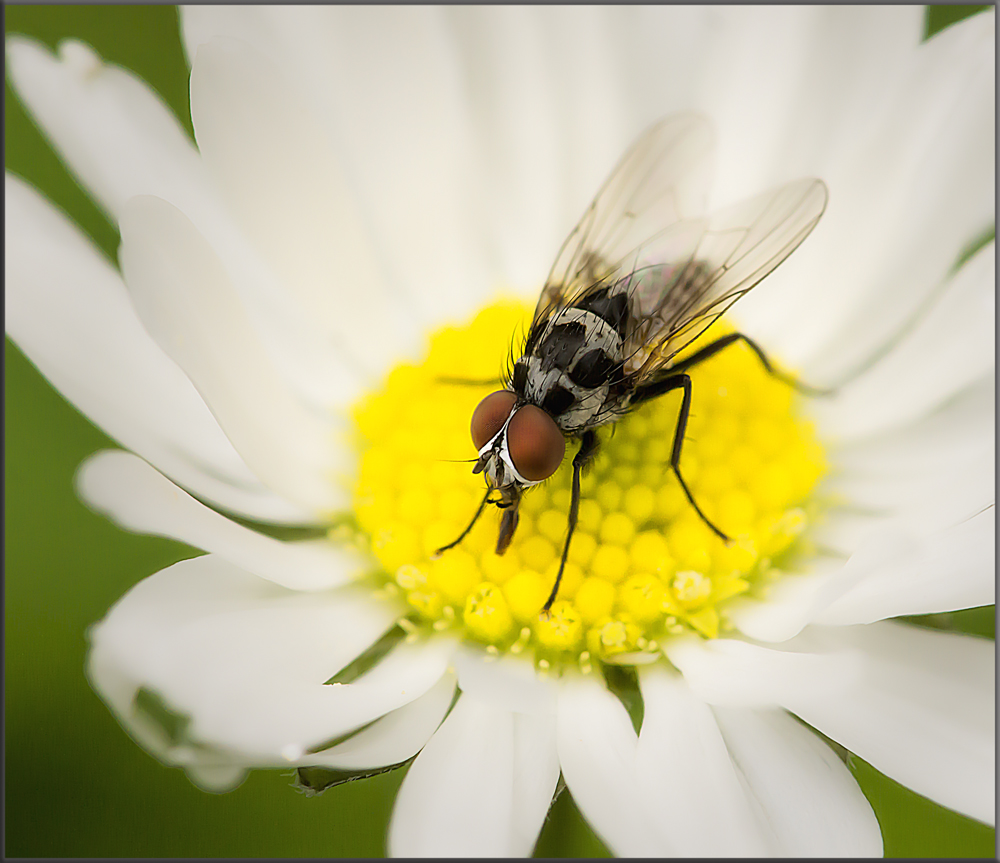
(631, 372), (730, 543)
(543, 429), (600, 613)
(433, 488), (492, 558)
(667, 332), (831, 396)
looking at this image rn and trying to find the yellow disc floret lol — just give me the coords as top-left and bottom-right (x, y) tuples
(351, 300), (827, 669)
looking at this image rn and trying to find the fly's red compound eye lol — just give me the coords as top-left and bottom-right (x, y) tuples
(471, 391), (517, 449)
(508, 405), (565, 481)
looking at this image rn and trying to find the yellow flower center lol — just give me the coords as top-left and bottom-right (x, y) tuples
(350, 299), (826, 669)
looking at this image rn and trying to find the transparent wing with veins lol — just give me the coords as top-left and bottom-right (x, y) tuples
(620, 177), (828, 382)
(533, 113), (716, 327)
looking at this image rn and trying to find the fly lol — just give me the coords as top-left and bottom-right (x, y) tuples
(436, 114), (829, 613)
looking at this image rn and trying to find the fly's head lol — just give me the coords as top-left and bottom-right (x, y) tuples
(470, 390), (566, 552)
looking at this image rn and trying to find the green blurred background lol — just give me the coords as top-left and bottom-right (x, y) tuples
(4, 5), (994, 858)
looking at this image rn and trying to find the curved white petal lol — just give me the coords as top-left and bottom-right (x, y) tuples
(6, 36), (209, 221)
(730, 492), (995, 641)
(387, 687), (558, 857)
(189, 37), (419, 378)
(556, 675), (663, 856)
(814, 241), (995, 441)
(77, 450), (364, 592)
(727, 564), (849, 644)
(452, 644), (557, 716)
(118, 194), (347, 513)
(832, 372), (994, 478)
(825, 461), (993, 549)
(88, 555), (456, 761)
(509, 712), (560, 856)
(669, 624), (995, 825)
(308, 669), (457, 771)
(665, 633), (862, 708)
(712, 706), (882, 857)
(439, 7), (563, 290)
(738, 11), (995, 375)
(815, 507), (994, 624)
(636, 668), (772, 856)
(187, 5), (493, 327)
(7, 34), (368, 413)
(388, 692), (515, 857)
(793, 624), (995, 827)
(5, 172), (311, 523)
(799, 11), (995, 381)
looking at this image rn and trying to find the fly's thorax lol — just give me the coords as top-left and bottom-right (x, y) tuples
(517, 291), (632, 433)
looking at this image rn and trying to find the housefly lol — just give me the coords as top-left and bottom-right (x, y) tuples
(437, 114), (828, 613)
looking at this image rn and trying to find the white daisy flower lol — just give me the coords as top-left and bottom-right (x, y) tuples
(6, 5), (994, 857)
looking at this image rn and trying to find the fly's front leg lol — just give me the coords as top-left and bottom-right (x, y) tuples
(433, 487), (492, 557)
(668, 332), (831, 397)
(543, 429), (600, 613)
(631, 373), (730, 543)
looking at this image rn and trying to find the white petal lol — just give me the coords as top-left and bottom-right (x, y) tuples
(510, 712), (560, 857)
(530, 8), (634, 235)
(452, 644), (557, 716)
(388, 692), (515, 857)
(802, 11), (995, 380)
(8, 33), (367, 413)
(5, 172), (310, 523)
(814, 241), (995, 441)
(815, 507), (994, 624)
(792, 624), (995, 827)
(730, 472), (994, 639)
(832, 373), (994, 479)
(190, 6), (493, 326)
(88, 555), (455, 761)
(440, 7), (562, 290)
(636, 668), (772, 856)
(689, 7), (925, 201)
(556, 675), (663, 856)
(6, 36), (209, 221)
(726, 517), (966, 643)
(118, 194), (347, 513)
(309, 669), (457, 771)
(189, 37), (419, 378)
(695, 6), (837, 200)
(738, 11), (994, 375)
(669, 624), (996, 825)
(604, 7), (716, 129)
(713, 707), (882, 857)
(386, 685), (558, 857)
(665, 633), (863, 709)
(77, 450), (364, 592)
(727, 564), (847, 644)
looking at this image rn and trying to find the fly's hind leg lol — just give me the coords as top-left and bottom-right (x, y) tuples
(630, 372), (730, 543)
(667, 332), (831, 396)
(543, 429), (600, 613)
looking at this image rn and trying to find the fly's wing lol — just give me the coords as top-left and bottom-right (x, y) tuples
(622, 177), (829, 382)
(532, 114), (715, 328)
